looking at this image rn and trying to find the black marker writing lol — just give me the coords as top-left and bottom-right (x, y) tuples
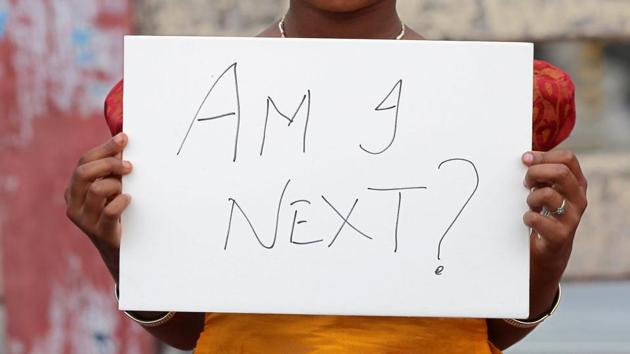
(368, 185), (428, 253)
(395, 192), (402, 253)
(178, 62), (241, 162)
(260, 90), (312, 156)
(321, 195), (373, 248)
(224, 179), (291, 250)
(288, 199), (322, 245)
(367, 186), (427, 192)
(435, 158), (479, 275)
(360, 79), (403, 155)
(289, 208), (323, 245)
(197, 112), (236, 121)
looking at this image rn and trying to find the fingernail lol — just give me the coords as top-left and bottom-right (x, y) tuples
(114, 133), (124, 145)
(122, 160), (132, 169)
(523, 152), (534, 165)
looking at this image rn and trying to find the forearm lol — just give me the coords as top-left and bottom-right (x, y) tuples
(488, 259), (563, 350)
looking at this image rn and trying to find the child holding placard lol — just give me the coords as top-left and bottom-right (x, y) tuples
(65, 1), (586, 353)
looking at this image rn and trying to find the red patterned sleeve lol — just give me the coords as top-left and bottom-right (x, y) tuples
(532, 60), (576, 151)
(103, 61), (576, 150)
(104, 80), (124, 136)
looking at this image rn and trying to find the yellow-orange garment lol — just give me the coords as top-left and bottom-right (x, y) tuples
(194, 314), (501, 354)
(103, 60), (575, 354)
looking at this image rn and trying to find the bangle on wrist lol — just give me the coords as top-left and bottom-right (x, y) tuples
(503, 283), (561, 329)
(114, 283), (176, 328)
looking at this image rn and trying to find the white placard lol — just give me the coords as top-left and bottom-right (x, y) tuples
(121, 36), (532, 318)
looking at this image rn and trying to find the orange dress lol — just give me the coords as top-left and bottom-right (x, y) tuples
(104, 60), (575, 354)
(194, 315), (500, 354)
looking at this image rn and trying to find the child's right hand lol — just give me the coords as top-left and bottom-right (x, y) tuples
(65, 132), (133, 283)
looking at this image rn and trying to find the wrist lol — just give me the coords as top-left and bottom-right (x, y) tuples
(528, 280), (560, 320)
(127, 310), (171, 322)
(114, 283), (177, 327)
(95, 242), (120, 281)
(529, 255), (567, 320)
(504, 283), (561, 328)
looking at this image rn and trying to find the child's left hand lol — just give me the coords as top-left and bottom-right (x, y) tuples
(522, 150), (588, 318)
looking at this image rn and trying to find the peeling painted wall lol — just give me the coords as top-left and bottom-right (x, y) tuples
(0, 1), (153, 353)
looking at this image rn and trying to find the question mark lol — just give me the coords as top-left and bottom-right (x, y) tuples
(435, 158), (479, 275)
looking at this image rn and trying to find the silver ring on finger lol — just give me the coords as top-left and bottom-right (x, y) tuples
(540, 198), (566, 218)
(541, 207), (550, 217)
(552, 199), (566, 216)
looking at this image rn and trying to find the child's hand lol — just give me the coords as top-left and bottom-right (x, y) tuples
(522, 150), (588, 318)
(65, 132), (133, 282)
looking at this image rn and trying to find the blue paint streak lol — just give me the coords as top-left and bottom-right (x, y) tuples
(0, 10), (9, 38)
(72, 27), (95, 66)
(72, 28), (91, 46)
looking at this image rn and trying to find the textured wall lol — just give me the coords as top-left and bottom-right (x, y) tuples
(566, 153), (630, 280)
(132, 0), (630, 40)
(131, 0), (285, 36)
(0, 1), (153, 353)
(399, 0), (630, 41)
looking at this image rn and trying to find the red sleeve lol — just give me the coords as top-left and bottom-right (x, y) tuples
(532, 60), (576, 151)
(104, 79), (124, 136)
(103, 61), (576, 150)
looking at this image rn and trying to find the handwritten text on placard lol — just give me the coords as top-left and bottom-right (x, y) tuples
(121, 36), (532, 318)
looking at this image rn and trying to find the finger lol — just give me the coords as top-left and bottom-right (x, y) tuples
(523, 150), (587, 190)
(523, 210), (572, 252)
(78, 133), (127, 166)
(524, 163), (581, 201)
(97, 194), (131, 247)
(69, 158), (132, 207)
(83, 178), (123, 224)
(526, 187), (564, 213)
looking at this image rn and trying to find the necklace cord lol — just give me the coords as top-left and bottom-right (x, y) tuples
(278, 15), (405, 40)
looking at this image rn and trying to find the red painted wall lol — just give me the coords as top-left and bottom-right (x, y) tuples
(0, 1), (154, 353)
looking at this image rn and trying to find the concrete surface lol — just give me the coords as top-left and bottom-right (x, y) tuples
(563, 152), (630, 280)
(131, 0), (283, 36)
(507, 281), (630, 354)
(399, 0), (630, 41)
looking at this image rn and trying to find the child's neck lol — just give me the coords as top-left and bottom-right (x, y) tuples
(284, 0), (402, 39)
